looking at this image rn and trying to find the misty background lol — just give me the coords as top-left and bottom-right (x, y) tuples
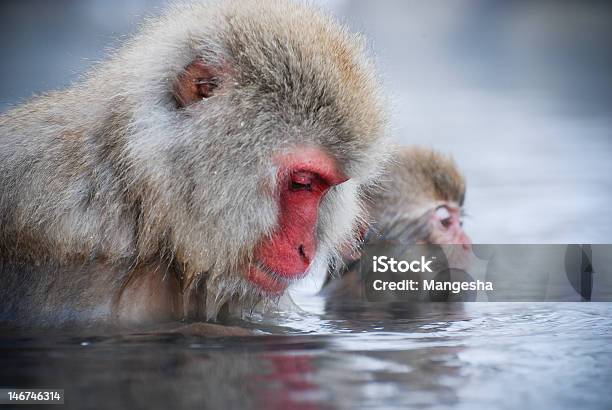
(1, 0), (611, 244)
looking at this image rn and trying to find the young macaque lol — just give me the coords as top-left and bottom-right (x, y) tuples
(321, 146), (471, 301)
(0, 0), (389, 331)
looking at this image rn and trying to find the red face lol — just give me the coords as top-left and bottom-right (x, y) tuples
(247, 148), (348, 294)
(430, 205), (471, 249)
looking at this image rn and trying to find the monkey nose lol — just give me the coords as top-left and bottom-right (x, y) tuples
(461, 234), (472, 251)
(298, 244), (311, 265)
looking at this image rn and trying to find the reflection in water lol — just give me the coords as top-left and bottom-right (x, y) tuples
(1, 302), (611, 409)
(0, 1), (611, 409)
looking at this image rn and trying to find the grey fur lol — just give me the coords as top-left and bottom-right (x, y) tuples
(0, 0), (388, 327)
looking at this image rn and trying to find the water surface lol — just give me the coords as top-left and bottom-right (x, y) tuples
(1, 2), (611, 409)
(1, 301), (610, 410)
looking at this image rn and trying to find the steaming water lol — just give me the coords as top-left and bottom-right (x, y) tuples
(1, 301), (610, 409)
(1, 1), (612, 409)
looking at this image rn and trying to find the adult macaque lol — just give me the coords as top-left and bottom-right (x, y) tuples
(0, 0), (388, 330)
(322, 146), (471, 300)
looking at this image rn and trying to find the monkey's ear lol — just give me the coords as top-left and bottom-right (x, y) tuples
(173, 59), (221, 108)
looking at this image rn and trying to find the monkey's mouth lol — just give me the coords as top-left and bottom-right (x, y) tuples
(247, 262), (308, 295)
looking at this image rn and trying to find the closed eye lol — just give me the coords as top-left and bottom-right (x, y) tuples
(290, 181), (312, 191)
(290, 171), (320, 192)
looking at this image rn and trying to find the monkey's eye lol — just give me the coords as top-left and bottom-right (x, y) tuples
(290, 172), (315, 192)
(435, 206), (452, 229)
(291, 181), (312, 191)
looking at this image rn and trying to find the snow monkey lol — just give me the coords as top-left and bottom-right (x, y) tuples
(322, 146), (471, 300)
(0, 0), (388, 329)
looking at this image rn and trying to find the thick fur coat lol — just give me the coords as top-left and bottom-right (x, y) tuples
(0, 0), (388, 326)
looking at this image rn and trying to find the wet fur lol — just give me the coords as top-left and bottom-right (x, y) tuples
(322, 147), (466, 293)
(0, 0), (388, 327)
